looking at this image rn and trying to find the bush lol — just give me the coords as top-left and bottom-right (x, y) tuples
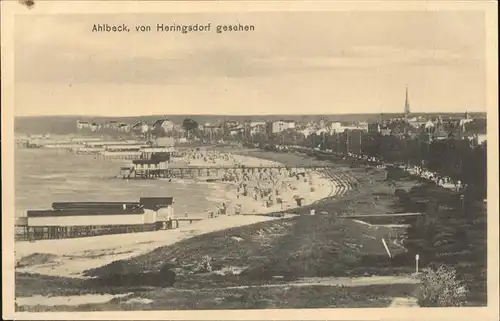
(196, 255), (213, 273)
(159, 265), (176, 287)
(417, 264), (468, 307)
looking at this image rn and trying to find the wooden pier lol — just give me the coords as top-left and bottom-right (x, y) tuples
(119, 164), (337, 180)
(16, 217), (206, 241)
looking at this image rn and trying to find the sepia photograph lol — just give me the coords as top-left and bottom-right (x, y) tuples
(1, 1), (498, 320)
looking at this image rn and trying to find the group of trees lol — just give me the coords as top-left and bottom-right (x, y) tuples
(396, 183), (486, 307)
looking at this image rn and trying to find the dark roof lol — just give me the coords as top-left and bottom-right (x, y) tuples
(151, 152), (170, 161)
(107, 147), (141, 151)
(140, 197), (174, 210)
(52, 202), (141, 211)
(133, 159), (160, 165)
(152, 119), (171, 127)
(27, 208), (145, 217)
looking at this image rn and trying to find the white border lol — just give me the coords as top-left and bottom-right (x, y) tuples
(2, 1), (498, 320)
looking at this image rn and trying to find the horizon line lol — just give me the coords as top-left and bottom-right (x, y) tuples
(15, 111), (487, 118)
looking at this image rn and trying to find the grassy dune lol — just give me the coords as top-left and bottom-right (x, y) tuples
(84, 215), (409, 280)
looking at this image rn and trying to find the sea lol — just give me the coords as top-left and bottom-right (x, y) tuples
(14, 148), (226, 219)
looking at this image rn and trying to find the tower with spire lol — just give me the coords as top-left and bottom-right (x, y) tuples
(404, 85), (410, 121)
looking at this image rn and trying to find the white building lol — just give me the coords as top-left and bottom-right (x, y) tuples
(104, 120), (119, 129)
(117, 123), (131, 132)
(229, 125), (245, 136)
(268, 120), (296, 134)
(27, 198), (175, 228)
(247, 121), (267, 136)
(131, 121), (150, 134)
(285, 120), (296, 129)
(27, 210), (147, 227)
(424, 120), (435, 130)
(476, 133), (487, 145)
(327, 122), (343, 133)
(318, 122), (369, 134)
(76, 121), (90, 130)
(90, 123), (101, 132)
(300, 127), (316, 138)
(340, 124), (369, 132)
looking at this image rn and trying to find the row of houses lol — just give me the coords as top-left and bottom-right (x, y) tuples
(77, 119), (177, 134)
(219, 120), (296, 137)
(77, 118), (299, 137)
(77, 112), (486, 145)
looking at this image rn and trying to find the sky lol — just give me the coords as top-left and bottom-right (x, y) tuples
(14, 11), (486, 116)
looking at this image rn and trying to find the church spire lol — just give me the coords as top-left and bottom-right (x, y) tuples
(404, 85), (410, 121)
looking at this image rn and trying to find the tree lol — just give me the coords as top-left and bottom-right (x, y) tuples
(151, 126), (166, 138)
(182, 118), (199, 139)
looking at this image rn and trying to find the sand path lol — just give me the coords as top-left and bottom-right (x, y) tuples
(16, 275), (420, 308)
(220, 275), (420, 290)
(389, 297), (420, 307)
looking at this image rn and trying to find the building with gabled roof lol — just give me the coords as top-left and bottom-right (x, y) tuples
(152, 118), (175, 133)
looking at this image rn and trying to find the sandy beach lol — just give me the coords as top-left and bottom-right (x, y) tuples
(176, 150), (337, 217)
